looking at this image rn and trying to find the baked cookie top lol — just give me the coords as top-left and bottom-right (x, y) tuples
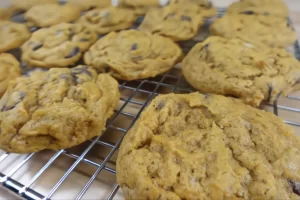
(84, 29), (182, 80)
(77, 7), (137, 35)
(210, 14), (297, 48)
(0, 8), (12, 20)
(182, 36), (300, 106)
(0, 21), (31, 52)
(168, 0), (217, 17)
(117, 92), (300, 200)
(11, 0), (58, 12)
(0, 54), (20, 97)
(21, 23), (97, 68)
(227, 0), (289, 18)
(24, 4), (81, 28)
(67, 0), (111, 11)
(0, 65), (120, 153)
(139, 3), (204, 41)
(113, 0), (161, 15)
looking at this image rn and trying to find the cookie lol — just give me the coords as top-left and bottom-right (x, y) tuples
(117, 92), (300, 200)
(67, 0), (111, 11)
(113, 0), (160, 15)
(210, 14), (297, 48)
(182, 36), (300, 106)
(0, 65), (120, 153)
(21, 23), (97, 68)
(77, 7), (137, 35)
(168, 0), (217, 17)
(0, 21), (31, 52)
(139, 3), (204, 41)
(84, 29), (182, 80)
(0, 8), (12, 20)
(0, 54), (21, 97)
(227, 0), (289, 18)
(11, 0), (58, 12)
(24, 4), (81, 28)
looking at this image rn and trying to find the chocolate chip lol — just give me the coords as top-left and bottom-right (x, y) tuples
(1, 92), (26, 112)
(64, 47), (80, 59)
(155, 101), (165, 110)
(289, 180), (300, 195)
(71, 66), (92, 84)
(181, 15), (192, 21)
(33, 44), (43, 51)
(131, 43), (138, 51)
(80, 38), (90, 42)
(240, 10), (255, 15)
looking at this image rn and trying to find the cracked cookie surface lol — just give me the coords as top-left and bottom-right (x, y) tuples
(0, 21), (31, 52)
(84, 29), (182, 80)
(21, 23), (97, 68)
(24, 4), (81, 28)
(0, 54), (21, 97)
(77, 7), (137, 35)
(139, 3), (204, 41)
(210, 14), (296, 48)
(182, 36), (300, 106)
(11, 0), (58, 12)
(67, 0), (111, 11)
(0, 65), (120, 153)
(227, 0), (289, 18)
(117, 92), (300, 200)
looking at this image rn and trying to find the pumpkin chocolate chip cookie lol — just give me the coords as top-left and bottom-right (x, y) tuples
(0, 65), (120, 153)
(21, 23), (97, 68)
(117, 92), (300, 200)
(0, 21), (31, 52)
(0, 54), (20, 97)
(139, 3), (204, 41)
(77, 7), (137, 35)
(24, 4), (81, 28)
(227, 0), (289, 18)
(84, 29), (182, 80)
(210, 14), (297, 48)
(182, 36), (300, 106)
(11, 0), (58, 12)
(67, 0), (111, 11)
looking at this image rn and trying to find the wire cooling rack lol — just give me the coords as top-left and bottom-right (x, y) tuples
(1, 8), (300, 200)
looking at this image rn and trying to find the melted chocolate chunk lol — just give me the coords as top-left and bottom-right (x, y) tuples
(289, 180), (300, 195)
(130, 43), (138, 51)
(33, 44), (43, 51)
(181, 15), (192, 21)
(64, 47), (80, 59)
(1, 92), (26, 112)
(240, 10), (255, 15)
(71, 66), (92, 84)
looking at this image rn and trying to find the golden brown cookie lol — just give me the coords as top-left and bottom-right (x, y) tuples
(67, 0), (111, 11)
(182, 36), (300, 106)
(77, 7), (137, 35)
(24, 4), (81, 28)
(113, 0), (160, 15)
(139, 3), (204, 41)
(0, 53), (20, 97)
(0, 21), (31, 52)
(21, 23), (97, 68)
(0, 65), (120, 153)
(0, 8), (12, 20)
(117, 92), (300, 200)
(168, 0), (217, 17)
(227, 0), (289, 18)
(11, 0), (58, 12)
(84, 29), (182, 80)
(210, 14), (297, 48)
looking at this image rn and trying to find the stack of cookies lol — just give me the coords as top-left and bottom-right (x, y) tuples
(0, 0), (299, 199)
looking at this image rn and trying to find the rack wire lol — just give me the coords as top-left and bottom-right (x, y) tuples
(1, 8), (300, 200)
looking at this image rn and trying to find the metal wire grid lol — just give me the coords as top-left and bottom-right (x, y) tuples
(0, 8), (300, 200)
